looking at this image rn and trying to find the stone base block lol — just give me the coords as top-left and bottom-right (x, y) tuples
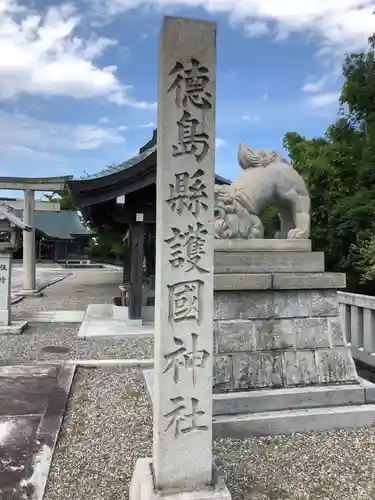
(213, 404), (375, 437)
(214, 289), (340, 322)
(144, 369), (374, 412)
(214, 272), (346, 291)
(213, 383), (367, 415)
(143, 369), (375, 436)
(78, 304), (154, 339)
(214, 346), (358, 391)
(14, 289), (43, 297)
(14, 310), (85, 323)
(214, 250), (324, 274)
(112, 304), (154, 323)
(130, 458), (231, 500)
(214, 239), (312, 252)
(0, 320), (28, 334)
(214, 285), (357, 389)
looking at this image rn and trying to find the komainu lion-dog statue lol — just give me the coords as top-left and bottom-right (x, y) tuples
(214, 142), (311, 239)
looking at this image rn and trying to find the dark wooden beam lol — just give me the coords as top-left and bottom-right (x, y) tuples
(128, 222), (145, 320)
(113, 207), (156, 224)
(122, 228), (131, 284)
(144, 224), (156, 279)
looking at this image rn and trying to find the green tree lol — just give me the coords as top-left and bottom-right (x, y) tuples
(43, 186), (77, 211)
(259, 205), (280, 238)
(87, 225), (124, 261)
(283, 16), (375, 292)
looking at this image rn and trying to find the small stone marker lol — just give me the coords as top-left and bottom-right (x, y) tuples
(130, 15), (231, 500)
(0, 203), (30, 334)
(0, 253), (11, 326)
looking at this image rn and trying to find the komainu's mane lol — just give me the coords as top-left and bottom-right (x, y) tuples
(238, 142), (289, 170)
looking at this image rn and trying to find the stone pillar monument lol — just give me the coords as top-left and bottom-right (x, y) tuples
(130, 15), (231, 500)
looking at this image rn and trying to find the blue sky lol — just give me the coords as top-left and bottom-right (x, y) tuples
(0, 0), (375, 198)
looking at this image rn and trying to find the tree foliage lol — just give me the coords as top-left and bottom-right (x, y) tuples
(43, 187), (77, 211)
(283, 23), (375, 292)
(87, 225), (124, 261)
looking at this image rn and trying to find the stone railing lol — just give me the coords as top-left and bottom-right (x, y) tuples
(338, 291), (375, 366)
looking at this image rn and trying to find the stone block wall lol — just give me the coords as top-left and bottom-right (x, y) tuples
(213, 289), (358, 393)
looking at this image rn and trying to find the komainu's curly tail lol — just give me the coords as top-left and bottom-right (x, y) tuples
(238, 142), (253, 170)
(238, 142), (280, 170)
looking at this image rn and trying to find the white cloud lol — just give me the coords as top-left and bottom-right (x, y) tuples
(0, 110), (126, 163)
(308, 92), (340, 107)
(138, 121), (156, 128)
(244, 21), (269, 37)
(215, 138), (227, 148)
(98, 117), (110, 124)
(302, 76), (327, 93)
(241, 114), (260, 123)
(73, 124), (125, 149)
(0, 144), (65, 163)
(0, 0), (154, 107)
(92, 0), (375, 60)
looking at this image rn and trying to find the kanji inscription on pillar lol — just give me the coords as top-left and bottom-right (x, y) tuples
(168, 279), (203, 324)
(163, 396), (209, 438)
(162, 333), (210, 385)
(153, 16), (216, 492)
(168, 58), (212, 110)
(166, 169), (208, 216)
(164, 222), (208, 273)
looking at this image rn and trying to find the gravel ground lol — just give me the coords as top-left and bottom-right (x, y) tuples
(45, 367), (375, 500)
(0, 323), (152, 363)
(4, 268), (152, 363)
(45, 368), (152, 500)
(12, 268), (123, 312)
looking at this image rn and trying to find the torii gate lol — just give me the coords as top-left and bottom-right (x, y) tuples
(0, 176), (72, 294)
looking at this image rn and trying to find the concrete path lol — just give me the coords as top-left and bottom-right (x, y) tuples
(0, 364), (75, 500)
(11, 269), (71, 303)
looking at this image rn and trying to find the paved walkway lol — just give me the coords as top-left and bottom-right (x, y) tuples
(11, 268), (71, 303)
(0, 364), (75, 500)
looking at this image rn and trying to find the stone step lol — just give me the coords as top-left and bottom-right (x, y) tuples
(214, 251), (325, 274)
(213, 382), (371, 415)
(143, 370), (374, 416)
(214, 239), (312, 252)
(213, 404), (375, 437)
(214, 272), (346, 291)
(143, 370), (375, 436)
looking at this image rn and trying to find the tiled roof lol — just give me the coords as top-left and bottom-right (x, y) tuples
(76, 144), (231, 184)
(14, 209), (93, 240)
(79, 147), (156, 180)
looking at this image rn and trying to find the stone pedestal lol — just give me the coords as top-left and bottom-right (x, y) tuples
(211, 239), (375, 435)
(213, 239), (356, 391)
(130, 459), (231, 500)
